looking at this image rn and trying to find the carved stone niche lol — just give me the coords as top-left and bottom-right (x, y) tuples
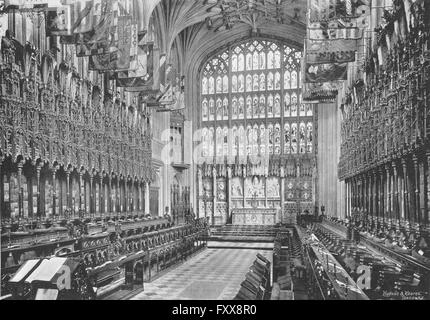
(40, 87), (54, 112)
(56, 94), (68, 116)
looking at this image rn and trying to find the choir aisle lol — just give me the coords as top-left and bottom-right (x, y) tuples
(128, 247), (272, 300)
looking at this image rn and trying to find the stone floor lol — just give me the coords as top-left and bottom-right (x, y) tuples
(131, 246), (272, 300)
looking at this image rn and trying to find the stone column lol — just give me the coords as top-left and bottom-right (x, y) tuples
(52, 165), (58, 218)
(66, 169), (71, 211)
(197, 167), (202, 218)
(368, 173), (373, 219)
(353, 177), (358, 209)
(89, 174), (94, 217)
(145, 181), (150, 215)
(413, 155), (420, 225)
(17, 161), (24, 218)
(142, 181), (146, 214)
(401, 158), (409, 225)
(242, 166), (246, 208)
(379, 167), (385, 223)
(227, 166), (232, 224)
(117, 177), (121, 215)
(0, 158), (3, 219)
(108, 175), (112, 214)
(99, 174), (103, 215)
(426, 152), (430, 227)
(212, 166), (217, 226)
(36, 164), (42, 217)
(385, 164), (391, 224)
(280, 166), (285, 224)
(373, 170), (378, 221)
(137, 181), (141, 212)
(350, 178), (353, 217)
(392, 162), (399, 225)
(79, 170), (84, 212)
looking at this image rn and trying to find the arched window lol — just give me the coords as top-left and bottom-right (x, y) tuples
(199, 39), (315, 161)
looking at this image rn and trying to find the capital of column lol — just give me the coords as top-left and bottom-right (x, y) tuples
(401, 157), (407, 169)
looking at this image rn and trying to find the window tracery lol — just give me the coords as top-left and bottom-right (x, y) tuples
(200, 39), (315, 159)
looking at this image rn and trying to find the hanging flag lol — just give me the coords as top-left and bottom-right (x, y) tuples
(116, 45), (160, 92)
(307, 38), (358, 52)
(89, 17), (137, 71)
(55, 0), (99, 43)
(46, 5), (72, 36)
(75, 0), (119, 57)
(305, 62), (348, 83)
(117, 42), (153, 79)
(308, 0), (370, 23)
(306, 38), (357, 64)
(306, 50), (356, 64)
(308, 18), (366, 43)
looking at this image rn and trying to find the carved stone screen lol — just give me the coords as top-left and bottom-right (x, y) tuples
(198, 38), (317, 225)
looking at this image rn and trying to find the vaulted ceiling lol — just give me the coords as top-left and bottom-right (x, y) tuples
(144, 0), (307, 68)
(139, 0), (307, 122)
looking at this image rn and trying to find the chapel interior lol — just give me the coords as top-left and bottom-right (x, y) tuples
(0, 0), (429, 301)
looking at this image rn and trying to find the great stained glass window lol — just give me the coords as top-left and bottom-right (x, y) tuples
(200, 39), (314, 159)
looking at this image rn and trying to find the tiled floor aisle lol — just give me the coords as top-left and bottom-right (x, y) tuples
(131, 247), (272, 300)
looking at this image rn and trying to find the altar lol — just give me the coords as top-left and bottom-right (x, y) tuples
(231, 208), (277, 226)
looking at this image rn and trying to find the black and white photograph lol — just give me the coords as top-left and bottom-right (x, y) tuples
(0, 0), (429, 307)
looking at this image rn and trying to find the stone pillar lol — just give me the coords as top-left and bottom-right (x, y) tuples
(379, 167), (385, 223)
(66, 169), (71, 212)
(79, 170), (84, 212)
(369, 173), (372, 216)
(145, 181), (150, 215)
(17, 161), (24, 218)
(227, 166), (232, 224)
(361, 175), (365, 211)
(242, 166), (246, 208)
(413, 155), (420, 226)
(350, 179), (353, 217)
(354, 177), (358, 209)
(89, 174), (93, 217)
(373, 170), (378, 221)
(36, 164), (42, 217)
(0, 158), (3, 219)
(364, 174), (369, 214)
(401, 158), (409, 225)
(392, 162), (399, 225)
(117, 177), (121, 214)
(426, 152), (430, 227)
(345, 180), (349, 217)
(143, 181), (146, 214)
(197, 167), (202, 218)
(52, 166), (58, 218)
(212, 166), (217, 226)
(137, 181), (141, 212)
(108, 175), (112, 214)
(280, 166), (285, 224)
(131, 179), (135, 213)
(386, 164), (391, 224)
(99, 174), (103, 215)
(125, 179), (129, 213)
